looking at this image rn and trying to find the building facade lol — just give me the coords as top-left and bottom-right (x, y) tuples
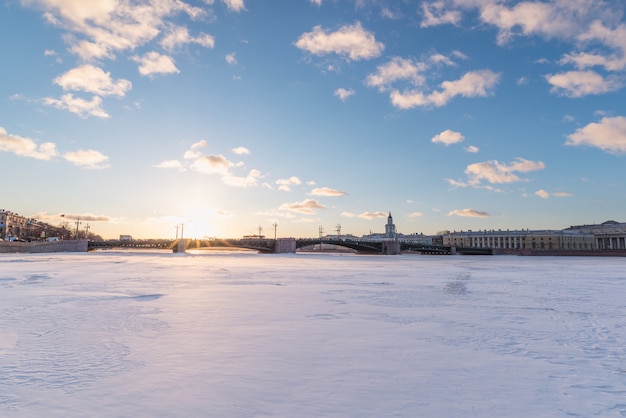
(442, 228), (595, 251)
(563, 220), (626, 250)
(1, 210), (73, 241)
(0, 210), (29, 240)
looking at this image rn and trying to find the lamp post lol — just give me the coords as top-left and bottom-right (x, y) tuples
(75, 218), (82, 239)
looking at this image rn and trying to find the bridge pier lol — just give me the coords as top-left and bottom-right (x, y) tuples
(173, 239), (188, 253)
(382, 241), (401, 255)
(274, 238), (296, 253)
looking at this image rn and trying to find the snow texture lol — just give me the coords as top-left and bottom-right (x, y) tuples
(1, 251), (626, 417)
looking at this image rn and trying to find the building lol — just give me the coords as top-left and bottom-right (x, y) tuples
(1, 209), (73, 241)
(564, 220), (626, 250)
(0, 210), (29, 240)
(442, 228), (595, 252)
(385, 212), (396, 240)
(357, 213), (432, 245)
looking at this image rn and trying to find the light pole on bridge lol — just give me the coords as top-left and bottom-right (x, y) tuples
(74, 218), (82, 239)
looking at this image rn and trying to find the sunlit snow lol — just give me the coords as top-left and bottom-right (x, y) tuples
(1, 251), (626, 417)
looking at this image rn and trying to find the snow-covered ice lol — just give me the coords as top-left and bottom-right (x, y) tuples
(1, 250), (626, 417)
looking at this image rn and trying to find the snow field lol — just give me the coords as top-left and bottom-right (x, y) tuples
(1, 251), (625, 417)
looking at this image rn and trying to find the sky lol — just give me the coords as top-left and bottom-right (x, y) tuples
(1, 0), (625, 239)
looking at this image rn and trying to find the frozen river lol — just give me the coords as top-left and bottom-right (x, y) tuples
(1, 251), (625, 417)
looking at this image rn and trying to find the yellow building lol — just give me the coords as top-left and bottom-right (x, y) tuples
(0, 210), (28, 240)
(442, 228), (595, 251)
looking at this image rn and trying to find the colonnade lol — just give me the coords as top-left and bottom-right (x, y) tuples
(469, 235), (525, 249)
(596, 236), (626, 250)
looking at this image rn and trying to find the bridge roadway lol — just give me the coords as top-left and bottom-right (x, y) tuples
(88, 238), (492, 255)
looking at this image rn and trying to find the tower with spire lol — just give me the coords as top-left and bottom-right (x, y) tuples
(385, 212), (396, 240)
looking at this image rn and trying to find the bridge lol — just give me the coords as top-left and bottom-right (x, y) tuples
(88, 239), (174, 250)
(297, 239), (492, 255)
(87, 238), (292, 253)
(88, 238), (492, 255)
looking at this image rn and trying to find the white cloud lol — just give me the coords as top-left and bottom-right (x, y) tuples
(445, 178), (473, 189)
(431, 129), (465, 145)
(366, 57), (427, 91)
(222, 0), (245, 12)
(160, 141), (265, 187)
(390, 69), (501, 109)
(232, 146), (249, 155)
(419, 0), (626, 96)
(309, 0), (322, 6)
(334, 88), (355, 101)
(222, 169), (261, 188)
(476, 0), (580, 45)
(570, 21), (626, 72)
(160, 26), (215, 51)
(553, 191), (573, 197)
(358, 211), (387, 220)
(42, 94), (109, 118)
(184, 150), (202, 159)
(226, 53), (237, 65)
(534, 189), (571, 198)
(465, 145), (479, 153)
(546, 70), (622, 97)
(429, 53), (456, 66)
(421, 1), (462, 28)
(448, 208), (490, 218)
(276, 176), (302, 192)
(0, 126), (111, 170)
(447, 158), (545, 189)
(190, 154), (233, 175)
(310, 187), (347, 197)
(191, 140), (207, 149)
(408, 212), (423, 218)
(295, 22), (384, 61)
(34, 211), (112, 222)
(279, 199), (326, 215)
(380, 7), (402, 20)
(566, 116), (626, 154)
(0, 127), (57, 160)
(54, 64), (132, 97)
(63, 149), (110, 169)
(132, 51), (179, 76)
(28, 0), (207, 60)
(154, 159), (185, 170)
(69, 40), (113, 61)
(465, 158), (545, 186)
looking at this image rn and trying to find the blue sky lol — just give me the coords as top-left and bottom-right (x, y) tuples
(1, 0), (625, 239)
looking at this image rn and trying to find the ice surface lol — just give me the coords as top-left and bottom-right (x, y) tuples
(1, 251), (626, 417)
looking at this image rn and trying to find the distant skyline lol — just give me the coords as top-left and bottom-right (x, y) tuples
(1, 0), (625, 239)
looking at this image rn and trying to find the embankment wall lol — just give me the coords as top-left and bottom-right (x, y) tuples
(0, 240), (89, 254)
(493, 248), (626, 257)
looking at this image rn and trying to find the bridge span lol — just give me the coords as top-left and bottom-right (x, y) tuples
(88, 238), (492, 255)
